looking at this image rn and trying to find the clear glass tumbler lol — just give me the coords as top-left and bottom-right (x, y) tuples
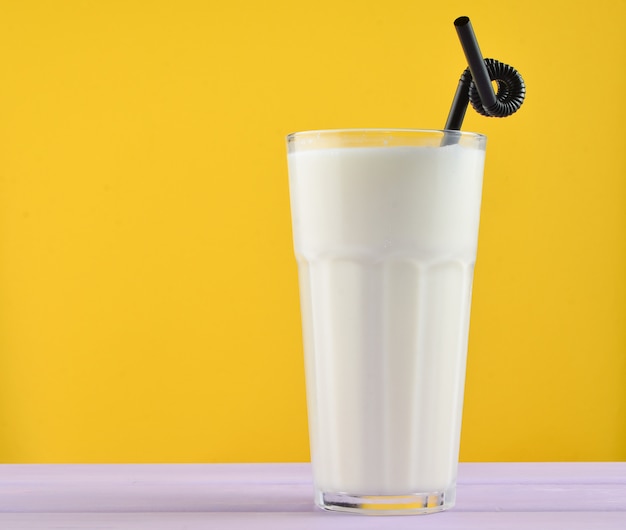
(287, 129), (487, 515)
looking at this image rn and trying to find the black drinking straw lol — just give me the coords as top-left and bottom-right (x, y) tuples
(444, 16), (526, 132)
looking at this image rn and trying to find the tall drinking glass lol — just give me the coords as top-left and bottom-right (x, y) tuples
(287, 129), (486, 515)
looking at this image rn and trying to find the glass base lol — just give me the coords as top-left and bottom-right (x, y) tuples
(316, 487), (455, 515)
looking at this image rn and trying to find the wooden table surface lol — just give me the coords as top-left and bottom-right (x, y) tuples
(0, 462), (624, 529)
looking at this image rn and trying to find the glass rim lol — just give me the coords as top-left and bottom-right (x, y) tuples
(286, 128), (486, 142)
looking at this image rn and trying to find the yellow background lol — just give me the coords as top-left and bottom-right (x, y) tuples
(0, 0), (624, 463)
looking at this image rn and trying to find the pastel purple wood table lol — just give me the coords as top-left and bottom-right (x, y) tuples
(0, 463), (624, 529)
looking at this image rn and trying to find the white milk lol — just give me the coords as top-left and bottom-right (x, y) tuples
(288, 142), (485, 499)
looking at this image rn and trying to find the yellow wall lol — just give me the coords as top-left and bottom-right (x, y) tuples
(0, 0), (624, 463)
